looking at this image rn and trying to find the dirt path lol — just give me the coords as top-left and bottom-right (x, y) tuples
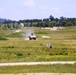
(0, 61), (75, 66)
(0, 61), (76, 75)
(0, 73), (76, 75)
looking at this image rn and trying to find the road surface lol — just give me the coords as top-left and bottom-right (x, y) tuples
(0, 61), (76, 75)
(0, 61), (75, 66)
(0, 73), (76, 75)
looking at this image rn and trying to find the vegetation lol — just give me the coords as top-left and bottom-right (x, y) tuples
(0, 22), (21, 30)
(0, 26), (76, 62)
(0, 24), (76, 73)
(0, 16), (76, 74)
(18, 15), (76, 27)
(0, 36), (7, 40)
(0, 15), (76, 30)
(0, 64), (76, 73)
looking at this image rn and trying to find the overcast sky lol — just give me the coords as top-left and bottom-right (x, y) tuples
(0, 0), (76, 20)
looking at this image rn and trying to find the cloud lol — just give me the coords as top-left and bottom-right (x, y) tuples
(23, 0), (35, 7)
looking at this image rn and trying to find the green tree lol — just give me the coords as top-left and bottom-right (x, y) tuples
(49, 15), (54, 21)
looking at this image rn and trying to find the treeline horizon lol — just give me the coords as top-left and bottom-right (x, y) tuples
(0, 15), (76, 29)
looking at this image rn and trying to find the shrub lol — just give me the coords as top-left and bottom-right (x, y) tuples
(3, 46), (15, 49)
(0, 36), (7, 40)
(35, 31), (48, 34)
(16, 53), (23, 56)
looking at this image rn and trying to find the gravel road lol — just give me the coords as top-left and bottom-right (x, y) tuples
(0, 73), (76, 75)
(0, 61), (75, 66)
(0, 61), (76, 75)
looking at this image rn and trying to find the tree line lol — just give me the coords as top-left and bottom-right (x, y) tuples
(18, 15), (76, 27)
(0, 22), (21, 30)
(0, 15), (76, 29)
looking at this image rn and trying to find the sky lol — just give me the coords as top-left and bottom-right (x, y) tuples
(0, 0), (76, 21)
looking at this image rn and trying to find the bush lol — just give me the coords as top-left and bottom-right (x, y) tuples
(49, 52), (68, 56)
(35, 31), (48, 34)
(3, 46), (15, 49)
(0, 36), (7, 40)
(16, 53), (23, 56)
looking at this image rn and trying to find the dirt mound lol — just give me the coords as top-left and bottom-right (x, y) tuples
(42, 36), (50, 38)
(15, 30), (21, 32)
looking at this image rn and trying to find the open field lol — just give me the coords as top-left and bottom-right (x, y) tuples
(0, 26), (76, 74)
(0, 26), (76, 62)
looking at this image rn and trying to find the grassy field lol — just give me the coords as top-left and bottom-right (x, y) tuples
(0, 64), (76, 73)
(0, 26), (76, 62)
